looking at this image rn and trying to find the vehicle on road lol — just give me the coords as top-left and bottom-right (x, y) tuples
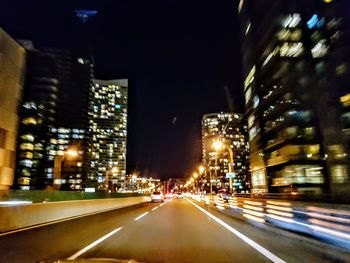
(151, 191), (164, 202)
(216, 189), (231, 202)
(175, 192), (183, 198)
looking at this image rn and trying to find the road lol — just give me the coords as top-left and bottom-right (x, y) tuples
(0, 197), (349, 263)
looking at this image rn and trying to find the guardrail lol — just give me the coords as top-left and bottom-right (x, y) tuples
(190, 194), (350, 249)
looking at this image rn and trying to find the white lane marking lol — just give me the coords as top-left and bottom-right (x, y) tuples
(185, 197), (286, 263)
(134, 211), (149, 221)
(67, 227), (122, 260)
(152, 206), (159, 211)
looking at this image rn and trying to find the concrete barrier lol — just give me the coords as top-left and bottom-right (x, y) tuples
(0, 196), (150, 233)
(191, 194), (350, 249)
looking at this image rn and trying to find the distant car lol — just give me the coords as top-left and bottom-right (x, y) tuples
(151, 191), (164, 202)
(165, 193), (174, 199)
(175, 192), (183, 198)
(216, 189), (231, 202)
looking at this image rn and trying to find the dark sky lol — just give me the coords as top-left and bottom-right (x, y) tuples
(1, 0), (243, 179)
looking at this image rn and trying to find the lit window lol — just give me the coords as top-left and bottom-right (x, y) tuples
(253, 96), (259, 109)
(22, 117), (37, 125)
(281, 14), (301, 28)
(244, 66), (255, 90)
(311, 40), (328, 58)
(245, 22), (251, 35)
(238, 0), (244, 13)
(244, 87), (252, 104)
(340, 93), (350, 107)
(20, 143), (34, 151)
(34, 143), (43, 150)
(277, 29), (302, 41)
(20, 152), (33, 159)
(21, 134), (34, 142)
(19, 159), (33, 168)
(279, 42), (303, 57)
(307, 14), (325, 29)
(23, 102), (37, 110)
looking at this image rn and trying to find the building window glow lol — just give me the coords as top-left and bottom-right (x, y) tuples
(311, 40), (329, 58)
(281, 14), (301, 28)
(279, 42), (303, 57)
(238, 0), (244, 13)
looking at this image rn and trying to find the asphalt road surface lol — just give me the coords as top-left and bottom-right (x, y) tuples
(1, 197), (349, 263)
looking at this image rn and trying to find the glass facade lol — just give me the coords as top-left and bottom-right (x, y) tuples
(15, 45), (94, 190)
(238, 0), (350, 194)
(15, 45), (59, 190)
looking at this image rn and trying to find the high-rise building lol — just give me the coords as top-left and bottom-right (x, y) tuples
(202, 113), (250, 193)
(0, 28), (26, 190)
(238, 0), (350, 194)
(15, 43), (59, 190)
(45, 49), (94, 191)
(89, 79), (128, 191)
(14, 43), (94, 190)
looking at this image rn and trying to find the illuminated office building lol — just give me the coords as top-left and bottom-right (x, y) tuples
(202, 113), (250, 193)
(89, 79), (128, 190)
(238, 0), (350, 194)
(0, 28), (25, 190)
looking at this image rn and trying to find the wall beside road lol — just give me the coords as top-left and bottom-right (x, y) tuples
(0, 196), (150, 233)
(191, 194), (350, 249)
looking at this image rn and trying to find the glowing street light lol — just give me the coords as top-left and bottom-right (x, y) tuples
(193, 172), (199, 179)
(212, 140), (223, 151)
(66, 149), (78, 157)
(198, 165), (205, 174)
(53, 147), (79, 189)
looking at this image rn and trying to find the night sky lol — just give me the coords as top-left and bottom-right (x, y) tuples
(1, 0), (243, 179)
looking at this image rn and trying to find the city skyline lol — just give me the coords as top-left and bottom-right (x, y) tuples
(1, 1), (350, 262)
(0, 0), (242, 179)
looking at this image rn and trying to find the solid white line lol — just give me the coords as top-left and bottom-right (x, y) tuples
(134, 211), (149, 221)
(152, 206), (159, 211)
(67, 227), (122, 260)
(185, 197), (286, 263)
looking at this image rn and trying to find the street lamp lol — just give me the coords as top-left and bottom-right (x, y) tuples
(198, 165), (205, 174)
(53, 148), (79, 189)
(213, 140), (223, 151)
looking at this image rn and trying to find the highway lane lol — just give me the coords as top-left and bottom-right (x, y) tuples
(0, 202), (159, 263)
(0, 197), (349, 263)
